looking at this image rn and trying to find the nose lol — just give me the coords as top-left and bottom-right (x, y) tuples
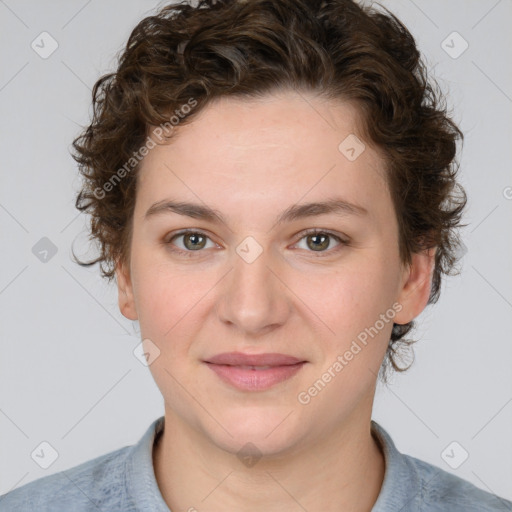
(215, 242), (292, 337)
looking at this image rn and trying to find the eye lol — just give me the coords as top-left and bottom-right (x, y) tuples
(293, 229), (348, 256)
(164, 229), (349, 258)
(165, 230), (217, 256)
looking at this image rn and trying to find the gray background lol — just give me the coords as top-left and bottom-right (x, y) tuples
(1, 0), (511, 502)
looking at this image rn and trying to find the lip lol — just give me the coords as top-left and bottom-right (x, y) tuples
(203, 352), (306, 391)
(205, 352), (304, 366)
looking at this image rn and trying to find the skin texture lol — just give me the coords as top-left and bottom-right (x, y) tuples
(116, 90), (435, 511)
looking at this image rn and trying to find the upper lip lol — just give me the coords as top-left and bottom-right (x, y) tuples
(204, 352), (305, 366)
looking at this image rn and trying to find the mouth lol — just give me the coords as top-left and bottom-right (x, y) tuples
(203, 352), (307, 391)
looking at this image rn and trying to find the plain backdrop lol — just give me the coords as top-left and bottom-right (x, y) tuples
(1, 0), (511, 502)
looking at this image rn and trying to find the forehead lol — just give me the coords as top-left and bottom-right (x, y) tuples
(136, 91), (391, 226)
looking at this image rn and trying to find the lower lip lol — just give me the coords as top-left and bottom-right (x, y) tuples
(204, 362), (305, 391)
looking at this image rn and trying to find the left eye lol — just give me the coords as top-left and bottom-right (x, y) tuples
(294, 229), (345, 254)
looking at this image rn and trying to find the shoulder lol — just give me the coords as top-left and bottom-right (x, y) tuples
(404, 453), (512, 512)
(370, 420), (511, 512)
(0, 445), (135, 512)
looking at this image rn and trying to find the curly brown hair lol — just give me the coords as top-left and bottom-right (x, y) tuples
(71, 0), (467, 382)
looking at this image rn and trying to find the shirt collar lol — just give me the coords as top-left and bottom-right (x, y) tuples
(370, 419), (423, 511)
(125, 416), (169, 511)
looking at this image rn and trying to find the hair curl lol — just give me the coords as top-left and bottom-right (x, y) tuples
(71, 0), (467, 382)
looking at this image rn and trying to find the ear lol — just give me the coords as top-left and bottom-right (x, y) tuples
(115, 259), (138, 321)
(393, 247), (436, 325)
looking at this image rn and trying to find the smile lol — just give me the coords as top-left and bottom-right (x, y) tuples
(203, 352), (307, 391)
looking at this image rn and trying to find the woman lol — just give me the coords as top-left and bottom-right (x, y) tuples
(1, 0), (510, 510)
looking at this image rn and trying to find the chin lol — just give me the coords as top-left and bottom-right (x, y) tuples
(203, 405), (307, 457)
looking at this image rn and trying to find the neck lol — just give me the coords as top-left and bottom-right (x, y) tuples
(153, 409), (385, 512)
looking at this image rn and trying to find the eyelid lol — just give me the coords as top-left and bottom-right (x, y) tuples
(295, 228), (349, 245)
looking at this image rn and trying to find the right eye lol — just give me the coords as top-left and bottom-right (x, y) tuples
(165, 230), (218, 256)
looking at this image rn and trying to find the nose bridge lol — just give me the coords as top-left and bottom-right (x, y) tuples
(216, 236), (290, 334)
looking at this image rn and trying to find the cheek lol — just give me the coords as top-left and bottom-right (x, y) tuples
(306, 259), (397, 339)
(131, 261), (194, 340)
(301, 265), (396, 400)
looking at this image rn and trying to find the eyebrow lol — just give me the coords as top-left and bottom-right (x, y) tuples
(144, 196), (368, 226)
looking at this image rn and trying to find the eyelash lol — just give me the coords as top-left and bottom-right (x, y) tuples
(164, 228), (349, 258)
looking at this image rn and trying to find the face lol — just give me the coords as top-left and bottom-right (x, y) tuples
(117, 90), (434, 456)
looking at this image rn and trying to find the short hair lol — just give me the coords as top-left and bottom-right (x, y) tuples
(71, 0), (467, 381)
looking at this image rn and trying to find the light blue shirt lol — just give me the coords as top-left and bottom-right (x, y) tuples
(1, 416), (510, 511)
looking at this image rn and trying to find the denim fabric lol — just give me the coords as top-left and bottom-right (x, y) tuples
(1, 416), (510, 511)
